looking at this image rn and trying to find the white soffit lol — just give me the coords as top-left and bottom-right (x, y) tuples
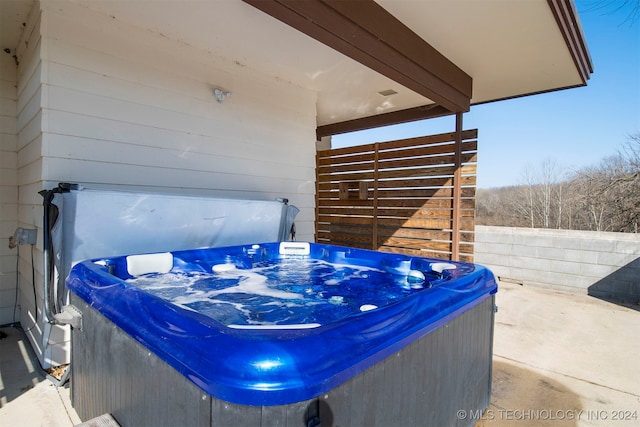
(0, 0), (34, 51)
(62, 0), (427, 125)
(378, 0), (584, 104)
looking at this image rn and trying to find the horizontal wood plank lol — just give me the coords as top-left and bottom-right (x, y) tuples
(379, 237), (452, 252)
(317, 187), (475, 199)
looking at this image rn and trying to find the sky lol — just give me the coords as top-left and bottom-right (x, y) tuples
(332, 0), (640, 189)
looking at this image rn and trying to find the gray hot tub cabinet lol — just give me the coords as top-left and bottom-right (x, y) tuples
(70, 293), (495, 427)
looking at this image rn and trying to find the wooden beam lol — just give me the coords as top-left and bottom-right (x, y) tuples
(325, 0), (472, 99)
(316, 104), (452, 138)
(547, 0), (593, 85)
(243, 0), (471, 113)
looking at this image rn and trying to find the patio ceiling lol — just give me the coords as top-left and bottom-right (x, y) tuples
(1, 0), (592, 136)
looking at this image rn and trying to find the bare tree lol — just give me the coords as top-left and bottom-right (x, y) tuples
(571, 133), (639, 232)
(476, 133), (639, 233)
(571, 172), (608, 231)
(580, 0), (640, 26)
(621, 132), (640, 166)
(613, 132), (640, 231)
(516, 159), (567, 228)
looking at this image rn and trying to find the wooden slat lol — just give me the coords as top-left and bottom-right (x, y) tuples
(376, 207), (475, 218)
(377, 246), (451, 259)
(376, 176), (475, 188)
(459, 254), (474, 263)
(317, 187), (466, 199)
(379, 237), (452, 252)
(317, 130), (477, 158)
(375, 130), (477, 151)
(376, 208), (453, 220)
(460, 217), (476, 230)
(378, 217), (452, 229)
(461, 164), (477, 175)
(378, 165), (457, 180)
(315, 198), (467, 208)
(317, 162), (376, 174)
(316, 231), (374, 245)
(460, 209), (477, 218)
(317, 155), (477, 178)
(460, 231), (475, 243)
(318, 223), (374, 234)
(376, 229), (474, 245)
(376, 198), (456, 208)
(377, 152), (477, 170)
(317, 152), (375, 166)
(318, 207), (375, 216)
(376, 141), (476, 161)
(317, 171), (376, 182)
(377, 227), (452, 241)
(317, 215), (374, 226)
(317, 146), (376, 161)
(459, 242), (475, 254)
(377, 187), (456, 199)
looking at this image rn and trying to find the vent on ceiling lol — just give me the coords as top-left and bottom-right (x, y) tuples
(377, 89), (398, 96)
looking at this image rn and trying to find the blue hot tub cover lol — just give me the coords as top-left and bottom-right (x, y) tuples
(67, 242), (497, 406)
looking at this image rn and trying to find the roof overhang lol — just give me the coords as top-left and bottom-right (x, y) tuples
(314, 0), (593, 137)
(243, 0), (473, 114)
(1, 0), (592, 137)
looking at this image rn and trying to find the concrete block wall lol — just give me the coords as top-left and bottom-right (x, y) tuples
(474, 226), (640, 303)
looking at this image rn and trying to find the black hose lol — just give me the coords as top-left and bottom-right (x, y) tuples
(38, 183), (75, 320)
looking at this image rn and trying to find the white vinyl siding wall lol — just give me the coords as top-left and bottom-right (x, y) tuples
(39, 1), (316, 234)
(0, 44), (19, 326)
(14, 7), (71, 367)
(14, 1), (318, 367)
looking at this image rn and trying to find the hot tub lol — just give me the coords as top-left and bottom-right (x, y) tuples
(67, 242), (497, 426)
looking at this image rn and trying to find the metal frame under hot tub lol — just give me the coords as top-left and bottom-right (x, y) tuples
(70, 291), (495, 427)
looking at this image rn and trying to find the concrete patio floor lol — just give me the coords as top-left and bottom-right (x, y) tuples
(0, 280), (638, 427)
(477, 281), (639, 427)
(0, 325), (80, 427)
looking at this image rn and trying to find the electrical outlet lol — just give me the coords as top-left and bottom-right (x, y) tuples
(10, 228), (37, 247)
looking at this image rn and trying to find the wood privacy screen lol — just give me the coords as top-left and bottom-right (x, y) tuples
(316, 130), (477, 262)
